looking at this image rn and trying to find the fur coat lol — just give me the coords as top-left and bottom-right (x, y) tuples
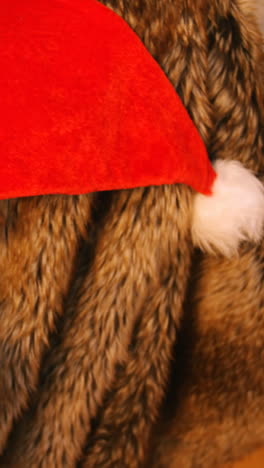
(0, 0), (264, 467)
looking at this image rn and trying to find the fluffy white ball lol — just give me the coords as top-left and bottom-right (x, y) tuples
(192, 159), (264, 256)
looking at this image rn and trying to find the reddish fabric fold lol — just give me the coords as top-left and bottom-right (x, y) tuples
(0, 0), (216, 200)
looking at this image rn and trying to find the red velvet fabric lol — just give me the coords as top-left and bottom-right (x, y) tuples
(0, 0), (216, 200)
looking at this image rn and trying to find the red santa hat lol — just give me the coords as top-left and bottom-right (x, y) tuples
(1, 0), (264, 255)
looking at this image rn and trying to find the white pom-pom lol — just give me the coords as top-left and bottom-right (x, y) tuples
(192, 160), (264, 256)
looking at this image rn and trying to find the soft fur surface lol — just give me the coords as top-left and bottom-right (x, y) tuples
(257, 0), (264, 34)
(0, 1), (264, 468)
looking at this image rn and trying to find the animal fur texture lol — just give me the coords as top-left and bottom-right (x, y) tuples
(0, 0), (263, 467)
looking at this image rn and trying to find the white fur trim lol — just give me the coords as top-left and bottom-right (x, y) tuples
(192, 160), (264, 256)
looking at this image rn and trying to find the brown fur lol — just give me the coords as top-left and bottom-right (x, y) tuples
(0, 195), (91, 453)
(146, 1), (264, 467)
(1, 186), (193, 467)
(0, 0), (263, 467)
